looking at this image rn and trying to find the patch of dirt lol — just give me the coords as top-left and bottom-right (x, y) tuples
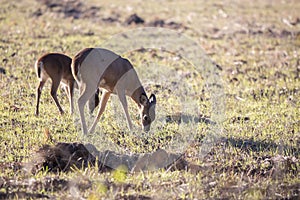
(204, 138), (300, 178)
(0, 175), (154, 199)
(27, 140), (298, 178)
(102, 16), (119, 23)
(26, 142), (200, 174)
(204, 24), (300, 40)
(165, 113), (215, 125)
(32, 0), (188, 31)
(0, 67), (6, 75)
(0, 162), (22, 174)
(0, 176), (91, 199)
(124, 14), (145, 25)
(147, 19), (187, 30)
(25, 143), (99, 173)
(123, 13), (187, 30)
(33, 0), (100, 19)
(0, 191), (49, 199)
(115, 194), (152, 200)
(0, 142), (200, 198)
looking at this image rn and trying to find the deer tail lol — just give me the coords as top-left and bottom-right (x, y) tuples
(35, 60), (43, 79)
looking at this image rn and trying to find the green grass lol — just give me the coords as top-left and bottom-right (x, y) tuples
(0, 0), (299, 199)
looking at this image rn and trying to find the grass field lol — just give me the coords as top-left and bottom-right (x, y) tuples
(0, 0), (299, 199)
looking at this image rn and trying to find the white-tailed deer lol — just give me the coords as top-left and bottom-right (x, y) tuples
(72, 48), (157, 135)
(35, 53), (99, 116)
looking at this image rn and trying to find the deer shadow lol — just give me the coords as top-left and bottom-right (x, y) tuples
(224, 137), (299, 156)
(159, 113), (216, 125)
(0, 192), (49, 199)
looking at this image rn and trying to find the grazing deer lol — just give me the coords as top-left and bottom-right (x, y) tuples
(72, 48), (157, 135)
(35, 53), (99, 116)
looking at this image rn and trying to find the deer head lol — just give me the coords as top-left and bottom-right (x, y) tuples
(139, 93), (156, 131)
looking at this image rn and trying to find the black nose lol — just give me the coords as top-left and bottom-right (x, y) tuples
(143, 125), (150, 132)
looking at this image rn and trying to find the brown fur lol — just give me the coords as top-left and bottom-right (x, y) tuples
(72, 48), (156, 134)
(72, 48), (143, 97)
(36, 53), (73, 82)
(100, 57), (134, 92)
(35, 52), (100, 116)
(35, 53), (74, 116)
(72, 48), (93, 77)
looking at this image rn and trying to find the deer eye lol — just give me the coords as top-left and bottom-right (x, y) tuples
(143, 115), (148, 121)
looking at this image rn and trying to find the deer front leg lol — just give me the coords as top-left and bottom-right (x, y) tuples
(88, 90), (111, 133)
(64, 81), (74, 114)
(78, 98), (87, 135)
(117, 91), (133, 130)
(78, 92), (89, 135)
(77, 82), (98, 135)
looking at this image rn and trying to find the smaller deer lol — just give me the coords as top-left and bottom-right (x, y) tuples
(34, 53), (99, 116)
(72, 48), (157, 135)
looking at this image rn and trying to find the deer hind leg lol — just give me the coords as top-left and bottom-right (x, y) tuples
(77, 82), (99, 135)
(64, 81), (74, 114)
(63, 85), (70, 107)
(117, 91), (133, 130)
(89, 90), (111, 133)
(35, 79), (47, 116)
(88, 88), (100, 114)
(50, 77), (64, 115)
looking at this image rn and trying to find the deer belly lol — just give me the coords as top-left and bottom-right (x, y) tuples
(99, 78), (115, 93)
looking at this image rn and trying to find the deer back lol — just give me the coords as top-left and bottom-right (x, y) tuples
(72, 48), (142, 94)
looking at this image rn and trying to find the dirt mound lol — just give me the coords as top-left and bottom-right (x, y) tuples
(33, 0), (100, 19)
(32, 0), (188, 31)
(26, 143), (99, 173)
(27, 142), (201, 174)
(0, 67), (5, 75)
(147, 19), (187, 30)
(123, 14), (187, 30)
(125, 14), (145, 25)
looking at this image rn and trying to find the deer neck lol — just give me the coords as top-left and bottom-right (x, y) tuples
(131, 86), (146, 108)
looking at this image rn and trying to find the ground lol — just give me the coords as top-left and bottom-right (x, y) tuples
(0, 0), (299, 199)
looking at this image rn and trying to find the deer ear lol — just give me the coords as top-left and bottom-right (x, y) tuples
(149, 94), (156, 105)
(140, 94), (148, 106)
